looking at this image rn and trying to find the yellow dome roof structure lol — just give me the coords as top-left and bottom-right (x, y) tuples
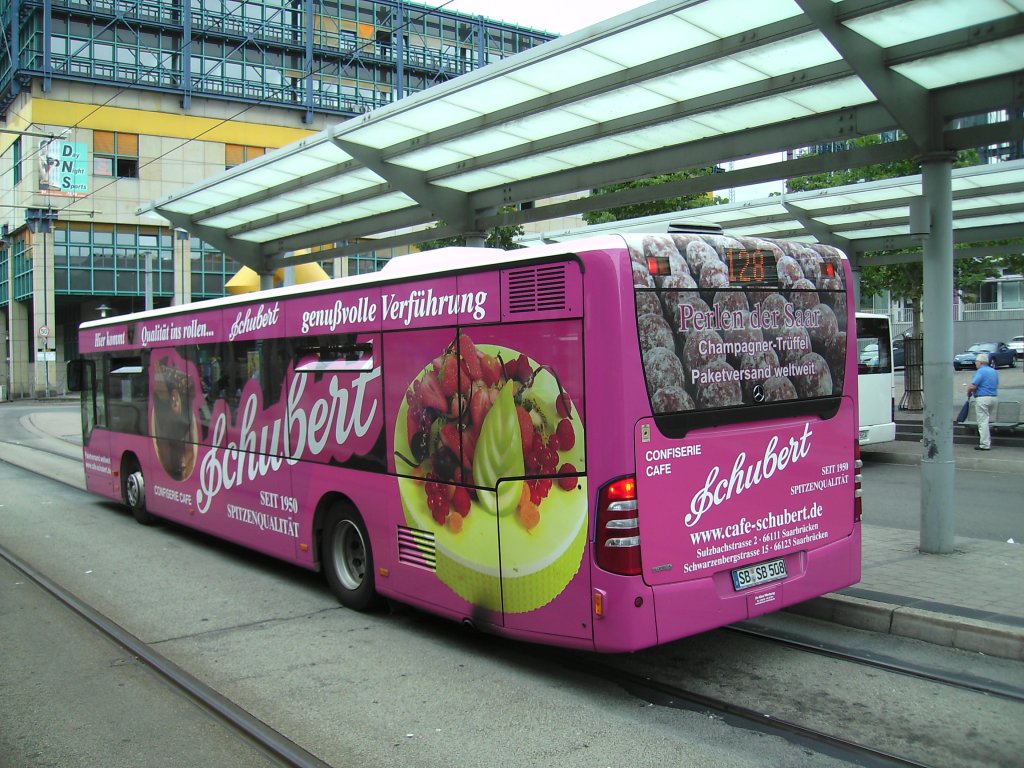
(225, 262), (331, 295)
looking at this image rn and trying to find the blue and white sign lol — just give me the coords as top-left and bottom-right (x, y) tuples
(39, 139), (89, 195)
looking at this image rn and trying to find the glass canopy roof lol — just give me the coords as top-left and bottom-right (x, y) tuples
(139, 0), (1024, 272)
(518, 159), (1024, 258)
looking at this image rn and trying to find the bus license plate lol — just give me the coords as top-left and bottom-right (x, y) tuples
(732, 558), (787, 591)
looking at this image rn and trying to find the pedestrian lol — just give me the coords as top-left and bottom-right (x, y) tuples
(966, 351), (998, 451)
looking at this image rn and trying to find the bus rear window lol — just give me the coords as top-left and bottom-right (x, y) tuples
(628, 234), (847, 419)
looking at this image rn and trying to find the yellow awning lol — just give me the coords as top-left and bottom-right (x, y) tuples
(225, 263), (330, 295)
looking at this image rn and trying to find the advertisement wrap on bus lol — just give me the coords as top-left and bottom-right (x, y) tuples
(69, 230), (862, 653)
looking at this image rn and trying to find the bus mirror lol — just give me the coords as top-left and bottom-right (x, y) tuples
(66, 359), (85, 392)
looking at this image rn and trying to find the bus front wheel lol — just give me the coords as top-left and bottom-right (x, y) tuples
(321, 504), (380, 612)
(123, 459), (157, 526)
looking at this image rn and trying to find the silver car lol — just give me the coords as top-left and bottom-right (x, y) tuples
(1010, 335), (1024, 359)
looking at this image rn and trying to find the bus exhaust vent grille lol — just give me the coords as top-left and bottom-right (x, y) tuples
(397, 526), (436, 571)
(506, 264), (567, 314)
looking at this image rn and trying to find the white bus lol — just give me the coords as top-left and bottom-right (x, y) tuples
(855, 312), (896, 445)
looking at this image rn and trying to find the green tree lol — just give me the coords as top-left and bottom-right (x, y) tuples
(791, 135), (1020, 317)
(860, 259), (923, 331)
(582, 168), (728, 224)
(416, 208), (524, 252)
(787, 135), (920, 192)
(954, 257), (1005, 303)
(859, 244), (1023, 340)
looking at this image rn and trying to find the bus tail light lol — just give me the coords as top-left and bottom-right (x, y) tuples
(853, 440), (863, 522)
(596, 476), (641, 576)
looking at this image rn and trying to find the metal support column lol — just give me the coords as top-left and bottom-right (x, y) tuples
(181, 0), (193, 108)
(173, 228), (191, 306)
(395, 1), (405, 101)
(42, 0), (52, 92)
(919, 153), (956, 554)
(850, 251), (862, 309)
(26, 208), (58, 398)
(144, 251), (154, 311)
(304, 0), (314, 124)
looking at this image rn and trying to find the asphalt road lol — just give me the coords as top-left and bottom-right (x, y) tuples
(2, 402), (1023, 767)
(861, 461), (1024, 543)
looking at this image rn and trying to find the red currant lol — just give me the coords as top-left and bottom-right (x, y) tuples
(428, 494), (448, 524)
(538, 445), (558, 473)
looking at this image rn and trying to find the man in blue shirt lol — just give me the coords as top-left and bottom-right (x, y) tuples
(967, 352), (999, 450)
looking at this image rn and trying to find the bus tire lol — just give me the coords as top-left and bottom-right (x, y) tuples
(123, 459), (157, 526)
(321, 504), (380, 612)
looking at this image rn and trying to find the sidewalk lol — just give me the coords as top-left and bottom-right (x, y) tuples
(7, 401), (1024, 660)
(793, 525), (1024, 661)
(821, 366), (1024, 659)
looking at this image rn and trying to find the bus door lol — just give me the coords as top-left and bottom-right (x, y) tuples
(389, 327), (504, 626)
(483, 316), (591, 642)
(70, 357), (115, 499)
(387, 276), (590, 640)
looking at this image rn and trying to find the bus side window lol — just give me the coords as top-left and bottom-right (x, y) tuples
(95, 357), (108, 429)
(261, 337), (296, 407)
(107, 354), (149, 435)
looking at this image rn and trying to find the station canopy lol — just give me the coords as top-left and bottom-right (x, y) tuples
(520, 158), (1024, 264)
(139, 0), (1024, 273)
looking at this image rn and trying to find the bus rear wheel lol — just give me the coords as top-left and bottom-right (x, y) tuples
(123, 459), (157, 525)
(321, 505), (380, 611)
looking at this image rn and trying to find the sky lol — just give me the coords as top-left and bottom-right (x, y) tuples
(438, 0), (652, 35)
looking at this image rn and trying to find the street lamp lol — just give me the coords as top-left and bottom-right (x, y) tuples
(26, 208), (58, 398)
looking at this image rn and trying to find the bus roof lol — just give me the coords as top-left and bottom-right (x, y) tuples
(78, 237), (622, 331)
(79, 232), (847, 330)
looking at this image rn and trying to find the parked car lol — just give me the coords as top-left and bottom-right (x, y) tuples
(859, 342), (880, 367)
(893, 337), (905, 368)
(1010, 335), (1024, 359)
(952, 342), (1017, 370)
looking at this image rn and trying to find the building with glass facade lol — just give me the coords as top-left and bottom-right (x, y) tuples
(0, 0), (555, 397)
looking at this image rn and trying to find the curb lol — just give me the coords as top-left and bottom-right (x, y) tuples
(860, 447), (1024, 474)
(787, 594), (1024, 661)
(860, 450), (919, 467)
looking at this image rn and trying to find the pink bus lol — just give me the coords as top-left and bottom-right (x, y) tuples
(67, 228), (861, 652)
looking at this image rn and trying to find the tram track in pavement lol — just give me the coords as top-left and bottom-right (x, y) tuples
(562, 652), (932, 768)
(0, 435), (81, 463)
(726, 624), (1024, 704)
(550, 617), (1024, 768)
(5, 405), (1021, 766)
(0, 542), (332, 768)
